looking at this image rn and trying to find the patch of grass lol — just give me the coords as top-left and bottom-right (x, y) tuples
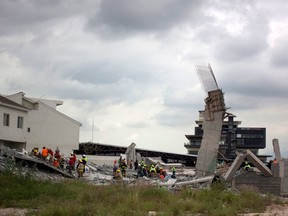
(0, 171), (278, 215)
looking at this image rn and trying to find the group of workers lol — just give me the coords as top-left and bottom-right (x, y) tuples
(32, 146), (87, 177)
(112, 157), (176, 181)
(32, 146), (69, 170)
(32, 148), (179, 180)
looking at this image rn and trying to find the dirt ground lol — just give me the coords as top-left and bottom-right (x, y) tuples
(1, 204), (288, 216)
(0, 208), (28, 216)
(239, 204), (288, 216)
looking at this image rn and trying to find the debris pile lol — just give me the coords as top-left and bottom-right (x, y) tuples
(1, 141), (286, 197)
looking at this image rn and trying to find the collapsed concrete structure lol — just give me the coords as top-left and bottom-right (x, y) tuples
(190, 64), (288, 196)
(229, 139), (288, 196)
(194, 64), (226, 178)
(0, 145), (75, 179)
(195, 89), (225, 177)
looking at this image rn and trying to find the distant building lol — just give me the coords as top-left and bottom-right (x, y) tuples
(184, 111), (266, 160)
(1, 92), (81, 155)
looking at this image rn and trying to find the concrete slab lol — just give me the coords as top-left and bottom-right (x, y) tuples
(246, 150), (273, 177)
(175, 176), (214, 186)
(224, 153), (246, 181)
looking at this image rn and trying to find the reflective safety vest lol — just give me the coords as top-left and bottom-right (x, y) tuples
(244, 162), (251, 170)
(42, 148), (48, 157)
(150, 167), (156, 173)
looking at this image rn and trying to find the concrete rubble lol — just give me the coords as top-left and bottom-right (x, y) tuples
(0, 146), (209, 189)
(1, 138), (288, 197)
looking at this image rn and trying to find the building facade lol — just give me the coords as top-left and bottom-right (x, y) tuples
(0, 95), (29, 150)
(1, 92), (81, 155)
(184, 111), (266, 160)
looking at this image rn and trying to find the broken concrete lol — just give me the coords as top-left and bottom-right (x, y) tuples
(224, 150), (273, 182)
(125, 142), (136, 165)
(224, 152), (246, 181)
(245, 150), (273, 177)
(234, 171), (281, 196)
(159, 175), (214, 187)
(196, 89), (226, 177)
(273, 138), (282, 162)
(0, 146), (75, 179)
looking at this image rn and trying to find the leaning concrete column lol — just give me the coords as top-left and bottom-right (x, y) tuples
(196, 90), (225, 178)
(273, 138), (282, 163)
(224, 152), (246, 181)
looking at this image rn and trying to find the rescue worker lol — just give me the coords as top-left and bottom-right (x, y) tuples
(113, 160), (118, 177)
(47, 148), (54, 163)
(121, 159), (127, 177)
(140, 159), (145, 167)
(68, 153), (75, 174)
(159, 174), (165, 181)
(114, 169), (122, 180)
(171, 167), (176, 179)
(71, 153), (77, 170)
(53, 158), (59, 168)
(137, 165), (147, 178)
(159, 167), (167, 178)
(118, 156), (122, 167)
(82, 154), (88, 163)
(77, 159), (85, 178)
(155, 163), (160, 174)
(54, 149), (61, 161)
(82, 154), (88, 173)
(244, 161), (251, 171)
(32, 148), (38, 156)
(149, 164), (157, 178)
(41, 147), (48, 162)
(134, 160), (138, 170)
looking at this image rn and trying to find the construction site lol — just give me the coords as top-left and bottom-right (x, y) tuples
(0, 64), (287, 200)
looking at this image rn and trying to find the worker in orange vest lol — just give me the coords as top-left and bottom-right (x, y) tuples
(42, 147), (48, 161)
(53, 158), (59, 168)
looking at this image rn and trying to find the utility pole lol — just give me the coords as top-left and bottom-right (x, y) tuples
(92, 116), (94, 142)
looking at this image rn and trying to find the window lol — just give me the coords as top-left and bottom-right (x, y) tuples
(27, 127), (30, 132)
(17, 116), (24, 129)
(3, 113), (9, 126)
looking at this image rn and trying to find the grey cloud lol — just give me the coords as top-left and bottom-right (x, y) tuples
(216, 16), (269, 61)
(220, 67), (288, 100)
(214, 35), (268, 62)
(125, 121), (148, 128)
(50, 79), (143, 104)
(0, 0), (97, 36)
(162, 88), (204, 110)
(155, 108), (196, 127)
(85, 0), (204, 38)
(192, 1), (270, 62)
(68, 61), (156, 85)
(270, 33), (288, 67)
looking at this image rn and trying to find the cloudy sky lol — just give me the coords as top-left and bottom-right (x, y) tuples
(1, 0), (288, 157)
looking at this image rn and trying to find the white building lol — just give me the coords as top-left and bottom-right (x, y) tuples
(1, 92), (82, 156)
(0, 94), (29, 150)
